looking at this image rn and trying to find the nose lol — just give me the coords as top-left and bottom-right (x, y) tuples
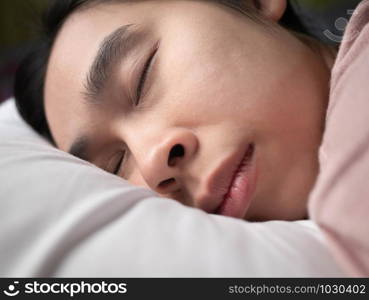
(135, 129), (198, 194)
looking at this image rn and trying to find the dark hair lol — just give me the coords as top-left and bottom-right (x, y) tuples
(12, 0), (281, 146)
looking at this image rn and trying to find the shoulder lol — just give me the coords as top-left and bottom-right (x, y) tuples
(308, 0), (369, 276)
(322, 0), (369, 155)
(330, 0), (369, 97)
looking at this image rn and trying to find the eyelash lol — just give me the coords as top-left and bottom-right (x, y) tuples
(113, 151), (126, 175)
(135, 46), (158, 105)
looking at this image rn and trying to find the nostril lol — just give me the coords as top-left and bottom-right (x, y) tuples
(158, 178), (176, 189)
(168, 144), (185, 167)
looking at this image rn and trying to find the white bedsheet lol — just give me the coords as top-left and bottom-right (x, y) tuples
(0, 99), (344, 277)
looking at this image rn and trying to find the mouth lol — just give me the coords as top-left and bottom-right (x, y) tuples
(213, 143), (257, 218)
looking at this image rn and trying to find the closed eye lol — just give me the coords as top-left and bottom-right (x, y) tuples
(135, 44), (159, 105)
(113, 151), (125, 175)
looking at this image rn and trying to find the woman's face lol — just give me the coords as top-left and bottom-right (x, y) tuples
(45, 0), (331, 221)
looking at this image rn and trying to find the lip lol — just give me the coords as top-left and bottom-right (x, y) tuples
(200, 144), (257, 219)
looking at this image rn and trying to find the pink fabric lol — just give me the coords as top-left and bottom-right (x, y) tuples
(308, 0), (369, 276)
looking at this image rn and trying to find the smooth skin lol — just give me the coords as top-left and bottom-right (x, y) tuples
(44, 0), (335, 221)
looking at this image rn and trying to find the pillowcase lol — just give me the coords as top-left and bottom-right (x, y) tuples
(0, 99), (344, 277)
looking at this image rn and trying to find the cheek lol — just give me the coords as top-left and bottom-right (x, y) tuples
(159, 35), (289, 127)
(159, 52), (250, 125)
(123, 156), (149, 188)
(126, 168), (149, 188)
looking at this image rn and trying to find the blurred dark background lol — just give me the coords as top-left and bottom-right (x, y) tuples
(0, 0), (48, 104)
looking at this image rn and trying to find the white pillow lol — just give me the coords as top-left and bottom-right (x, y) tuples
(0, 99), (344, 277)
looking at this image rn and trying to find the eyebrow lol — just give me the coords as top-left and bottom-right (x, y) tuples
(83, 23), (148, 105)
